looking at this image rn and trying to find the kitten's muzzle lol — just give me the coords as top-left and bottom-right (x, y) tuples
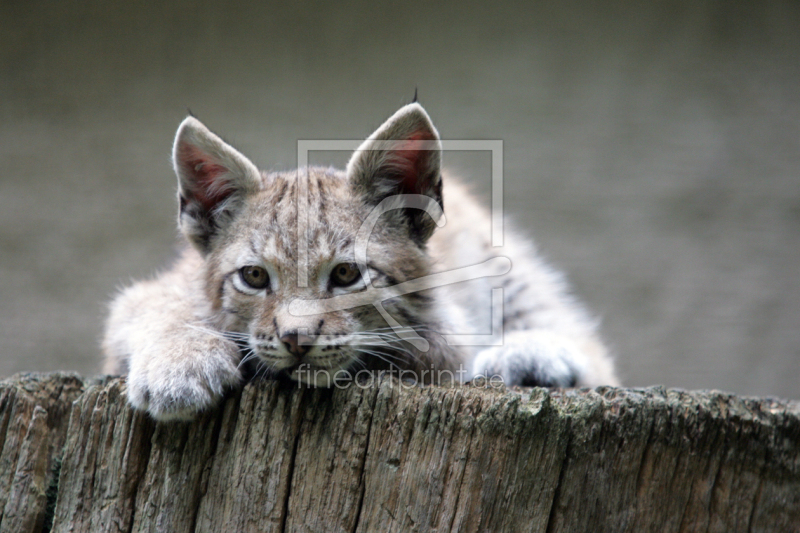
(280, 331), (314, 358)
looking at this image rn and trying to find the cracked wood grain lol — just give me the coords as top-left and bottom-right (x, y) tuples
(0, 373), (85, 533)
(0, 373), (798, 533)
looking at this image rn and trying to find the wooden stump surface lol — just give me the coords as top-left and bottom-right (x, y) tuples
(0, 372), (797, 532)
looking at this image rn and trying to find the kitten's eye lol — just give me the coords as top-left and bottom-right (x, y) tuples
(330, 263), (360, 287)
(240, 266), (269, 289)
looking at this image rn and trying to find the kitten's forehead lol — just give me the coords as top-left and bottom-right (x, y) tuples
(258, 166), (350, 214)
(262, 166), (347, 190)
(239, 166), (362, 259)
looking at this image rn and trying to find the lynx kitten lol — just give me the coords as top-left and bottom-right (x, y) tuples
(103, 103), (618, 421)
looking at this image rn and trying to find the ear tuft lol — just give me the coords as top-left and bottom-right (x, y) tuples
(172, 116), (261, 253)
(347, 103), (443, 243)
(347, 103), (442, 198)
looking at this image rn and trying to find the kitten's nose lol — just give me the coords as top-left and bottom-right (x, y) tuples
(280, 331), (313, 357)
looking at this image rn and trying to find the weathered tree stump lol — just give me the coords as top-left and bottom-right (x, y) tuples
(0, 372), (797, 532)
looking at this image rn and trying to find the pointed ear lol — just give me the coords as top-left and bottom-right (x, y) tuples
(346, 103), (443, 243)
(172, 116), (261, 252)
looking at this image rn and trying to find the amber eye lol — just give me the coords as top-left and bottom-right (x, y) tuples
(330, 263), (360, 287)
(240, 266), (270, 289)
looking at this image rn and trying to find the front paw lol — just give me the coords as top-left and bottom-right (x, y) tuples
(471, 331), (586, 388)
(127, 337), (242, 422)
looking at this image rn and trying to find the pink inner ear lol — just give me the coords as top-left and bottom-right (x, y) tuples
(181, 146), (233, 211)
(392, 131), (435, 194)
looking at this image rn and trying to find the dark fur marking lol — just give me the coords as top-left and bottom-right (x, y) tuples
(405, 292), (434, 304)
(520, 369), (577, 388)
(391, 304), (423, 330)
(433, 176), (443, 212)
(274, 180), (288, 205)
(317, 192), (327, 219)
(504, 283), (529, 304)
(316, 176), (328, 197)
(502, 307), (539, 328)
(353, 308), (373, 320)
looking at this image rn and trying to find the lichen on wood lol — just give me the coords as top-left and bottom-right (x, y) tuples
(0, 372), (798, 532)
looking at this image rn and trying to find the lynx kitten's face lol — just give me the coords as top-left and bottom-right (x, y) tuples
(173, 105), (445, 385)
(207, 168), (434, 384)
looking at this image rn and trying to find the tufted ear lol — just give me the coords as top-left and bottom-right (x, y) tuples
(172, 116), (261, 253)
(346, 103), (443, 243)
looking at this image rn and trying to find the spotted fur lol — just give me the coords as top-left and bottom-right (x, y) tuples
(103, 103), (618, 421)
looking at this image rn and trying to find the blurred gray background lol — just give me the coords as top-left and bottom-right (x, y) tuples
(1, 1), (798, 399)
